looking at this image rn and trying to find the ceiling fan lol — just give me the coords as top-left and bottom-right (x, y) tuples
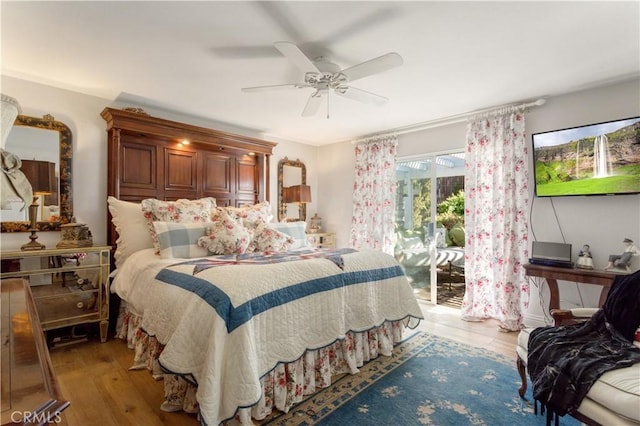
(241, 42), (403, 118)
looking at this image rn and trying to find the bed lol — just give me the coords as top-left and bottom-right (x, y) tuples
(102, 108), (424, 425)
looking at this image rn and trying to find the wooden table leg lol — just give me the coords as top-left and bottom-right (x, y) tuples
(99, 320), (108, 343)
(546, 278), (560, 312)
(516, 354), (527, 398)
(598, 286), (610, 307)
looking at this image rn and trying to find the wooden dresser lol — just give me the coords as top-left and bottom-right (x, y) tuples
(1, 278), (69, 425)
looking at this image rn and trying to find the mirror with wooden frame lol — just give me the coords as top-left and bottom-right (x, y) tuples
(1, 114), (73, 232)
(277, 157), (308, 222)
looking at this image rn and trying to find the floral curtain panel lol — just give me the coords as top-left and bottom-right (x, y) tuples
(461, 110), (530, 331)
(350, 134), (398, 255)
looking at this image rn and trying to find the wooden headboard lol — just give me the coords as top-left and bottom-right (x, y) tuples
(101, 107), (276, 250)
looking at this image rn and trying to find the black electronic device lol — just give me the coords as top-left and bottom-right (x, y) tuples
(529, 241), (574, 268)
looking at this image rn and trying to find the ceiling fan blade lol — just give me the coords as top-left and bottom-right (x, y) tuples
(274, 41), (320, 74)
(302, 91), (324, 117)
(340, 52), (403, 82)
(336, 86), (389, 106)
(241, 83), (306, 92)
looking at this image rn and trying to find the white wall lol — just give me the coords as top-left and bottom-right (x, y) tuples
(318, 78), (640, 326)
(1, 75), (317, 250)
(523, 79), (640, 326)
(315, 141), (355, 247)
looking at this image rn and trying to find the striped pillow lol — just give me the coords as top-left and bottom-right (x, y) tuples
(267, 222), (310, 250)
(153, 221), (209, 259)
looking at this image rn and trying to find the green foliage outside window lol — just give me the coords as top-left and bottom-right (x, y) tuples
(436, 190), (465, 225)
(412, 178), (431, 232)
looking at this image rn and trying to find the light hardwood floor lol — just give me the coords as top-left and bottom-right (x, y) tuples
(49, 301), (519, 425)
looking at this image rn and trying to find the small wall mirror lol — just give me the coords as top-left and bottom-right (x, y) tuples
(1, 114), (73, 232)
(278, 157), (308, 222)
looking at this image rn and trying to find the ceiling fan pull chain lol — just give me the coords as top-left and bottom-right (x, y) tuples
(327, 90), (330, 119)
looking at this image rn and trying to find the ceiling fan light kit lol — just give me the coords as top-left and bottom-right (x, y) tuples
(241, 41), (403, 118)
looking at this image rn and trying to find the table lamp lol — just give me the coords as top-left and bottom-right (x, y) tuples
(20, 159), (55, 250)
(282, 184), (311, 221)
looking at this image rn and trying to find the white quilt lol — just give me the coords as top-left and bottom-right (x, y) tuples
(112, 248), (423, 425)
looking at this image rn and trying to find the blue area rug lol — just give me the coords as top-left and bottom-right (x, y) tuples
(265, 332), (581, 425)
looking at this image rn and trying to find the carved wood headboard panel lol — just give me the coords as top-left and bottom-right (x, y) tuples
(101, 107), (276, 249)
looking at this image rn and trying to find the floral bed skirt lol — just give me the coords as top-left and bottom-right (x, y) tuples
(115, 302), (408, 424)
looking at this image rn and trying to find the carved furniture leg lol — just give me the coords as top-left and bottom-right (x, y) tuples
(99, 320), (108, 343)
(516, 353), (527, 398)
(546, 277), (560, 313)
(598, 286), (610, 308)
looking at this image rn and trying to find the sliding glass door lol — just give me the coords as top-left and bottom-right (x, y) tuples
(395, 152), (465, 306)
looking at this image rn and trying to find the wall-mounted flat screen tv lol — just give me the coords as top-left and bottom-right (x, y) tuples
(532, 116), (640, 197)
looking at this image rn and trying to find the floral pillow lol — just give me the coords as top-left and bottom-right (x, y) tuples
(141, 197), (217, 254)
(212, 201), (273, 228)
(250, 221), (295, 253)
(198, 210), (253, 255)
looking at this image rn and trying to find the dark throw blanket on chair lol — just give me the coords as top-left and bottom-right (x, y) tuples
(527, 269), (640, 426)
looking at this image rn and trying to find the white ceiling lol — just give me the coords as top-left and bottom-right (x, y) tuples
(2, 1), (638, 146)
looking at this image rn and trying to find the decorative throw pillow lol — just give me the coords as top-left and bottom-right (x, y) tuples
(153, 221), (209, 259)
(198, 210), (253, 255)
(212, 201), (273, 228)
(267, 221), (311, 250)
(141, 197), (217, 254)
(250, 221), (295, 253)
(107, 196), (154, 269)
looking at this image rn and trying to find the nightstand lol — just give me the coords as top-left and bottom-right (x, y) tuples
(0, 246), (111, 343)
(306, 232), (336, 249)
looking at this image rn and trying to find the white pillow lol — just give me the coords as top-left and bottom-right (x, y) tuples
(267, 222), (310, 250)
(107, 196), (154, 269)
(153, 221), (209, 259)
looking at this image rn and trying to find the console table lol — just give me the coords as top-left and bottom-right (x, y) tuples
(523, 263), (617, 315)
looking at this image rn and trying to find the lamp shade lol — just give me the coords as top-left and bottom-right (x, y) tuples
(283, 184), (311, 203)
(20, 159), (55, 194)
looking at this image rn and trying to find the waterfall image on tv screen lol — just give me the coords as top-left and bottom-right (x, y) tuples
(532, 117), (640, 197)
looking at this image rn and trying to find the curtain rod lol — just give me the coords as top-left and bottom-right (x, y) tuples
(351, 98), (546, 143)
(394, 98), (546, 135)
